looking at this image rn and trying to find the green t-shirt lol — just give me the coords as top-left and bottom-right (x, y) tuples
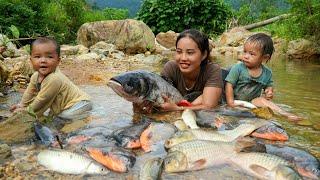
(225, 62), (273, 101)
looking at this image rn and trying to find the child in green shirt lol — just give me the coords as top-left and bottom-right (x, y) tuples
(225, 33), (301, 121)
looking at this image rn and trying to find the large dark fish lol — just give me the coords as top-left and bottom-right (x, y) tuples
(108, 70), (183, 113)
(112, 120), (151, 149)
(34, 122), (57, 146)
(265, 144), (320, 179)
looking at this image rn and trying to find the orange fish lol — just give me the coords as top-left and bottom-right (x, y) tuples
(87, 147), (136, 173)
(140, 125), (152, 152)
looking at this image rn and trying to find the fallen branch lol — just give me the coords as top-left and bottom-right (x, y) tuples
(242, 14), (291, 30)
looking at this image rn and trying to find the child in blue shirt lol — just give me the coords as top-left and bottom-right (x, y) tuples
(225, 33), (301, 121)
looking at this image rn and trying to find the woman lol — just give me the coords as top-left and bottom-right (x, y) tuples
(160, 29), (222, 111)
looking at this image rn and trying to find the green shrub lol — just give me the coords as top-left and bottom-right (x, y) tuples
(136, 0), (231, 35)
(0, 0), (129, 44)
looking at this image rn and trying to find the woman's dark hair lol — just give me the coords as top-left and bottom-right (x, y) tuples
(176, 29), (210, 67)
(30, 37), (60, 57)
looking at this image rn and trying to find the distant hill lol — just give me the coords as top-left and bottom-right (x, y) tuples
(86, 0), (142, 17)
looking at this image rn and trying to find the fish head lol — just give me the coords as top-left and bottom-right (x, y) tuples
(108, 71), (150, 103)
(87, 163), (109, 174)
(164, 131), (195, 149)
(164, 151), (188, 173)
(251, 122), (289, 141)
(272, 165), (302, 180)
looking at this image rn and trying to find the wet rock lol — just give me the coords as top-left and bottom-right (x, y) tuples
(286, 38), (320, 61)
(156, 30), (178, 49)
(0, 143), (12, 164)
(0, 111), (36, 144)
(77, 19), (155, 54)
(75, 52), (102, 62)
(0, 34), (17, 58)
(107, 50), (125, 60)
(61, 44), (89, 56)
(0, 60), (9, 92)
(90, 41), (116, 51)
(6, 57), (33, 89)
(16, 161), (35, 172)
(129, 54), (167, 65)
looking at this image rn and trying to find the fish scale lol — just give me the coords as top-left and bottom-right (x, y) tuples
(231, 152), (292, 179)
(169, 140), (237, 168)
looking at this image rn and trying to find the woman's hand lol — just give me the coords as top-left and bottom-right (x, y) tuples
(160, 95), (182, 111)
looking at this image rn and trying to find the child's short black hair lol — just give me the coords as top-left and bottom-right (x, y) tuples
(246, 33), (274, 59)
(176, 29), (210, 67)
(30, 37), (60, 57)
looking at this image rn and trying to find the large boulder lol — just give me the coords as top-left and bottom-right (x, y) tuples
(77, 19), (155, 54)
(286, 38), (320, 61)
(156, 30), (178, 49)
(218, 27), (253, 47)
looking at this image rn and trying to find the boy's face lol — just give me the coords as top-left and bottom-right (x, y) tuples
(30, 42), (60, 78)
(241, 42), (269, 69)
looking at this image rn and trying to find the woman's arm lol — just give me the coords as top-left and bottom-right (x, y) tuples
(225, 82), (235, 107)
(189, 86), (221, 110)
(160, 86), (222, 111)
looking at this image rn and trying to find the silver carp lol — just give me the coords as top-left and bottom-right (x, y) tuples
(37, 150), (108, 174)
(265, 144), (320, 179)
(165, 120), (267, 148)
(108, 70), (183, 113)
(231, 152), (299, 180)
(164, 138), (255, 172)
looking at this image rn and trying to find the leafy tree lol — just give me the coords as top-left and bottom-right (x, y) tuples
(136, 0), (231, 35)
(287, 0), (320, 42)
(228, 0), (289, 26)
(0, 0), (129, 44)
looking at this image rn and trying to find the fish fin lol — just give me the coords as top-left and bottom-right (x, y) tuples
(234, 137), (256, 152)
(191, 159), (206, 170)
(250, 164), (270, 177)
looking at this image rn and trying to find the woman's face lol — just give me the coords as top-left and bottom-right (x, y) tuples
(175, 37), (206, 75)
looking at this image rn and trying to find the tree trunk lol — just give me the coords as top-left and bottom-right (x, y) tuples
(242, 14), (291, 30)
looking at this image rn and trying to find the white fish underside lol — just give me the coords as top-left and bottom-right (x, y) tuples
(37, 150), (108, 174)
(182, 109), (199, 129)
(234, 100), (257, 109)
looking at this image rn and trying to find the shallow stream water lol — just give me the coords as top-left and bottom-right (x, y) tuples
(0, 56), (319, 179)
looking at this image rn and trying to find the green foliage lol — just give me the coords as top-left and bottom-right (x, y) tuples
(9, 25), (20, 39)
(0, 0), (128, 44)
(230, 0), (289, 26)
(137, 0), (231, 35)
(287, 0), (320, 41)
(252, 0), (320, 42)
